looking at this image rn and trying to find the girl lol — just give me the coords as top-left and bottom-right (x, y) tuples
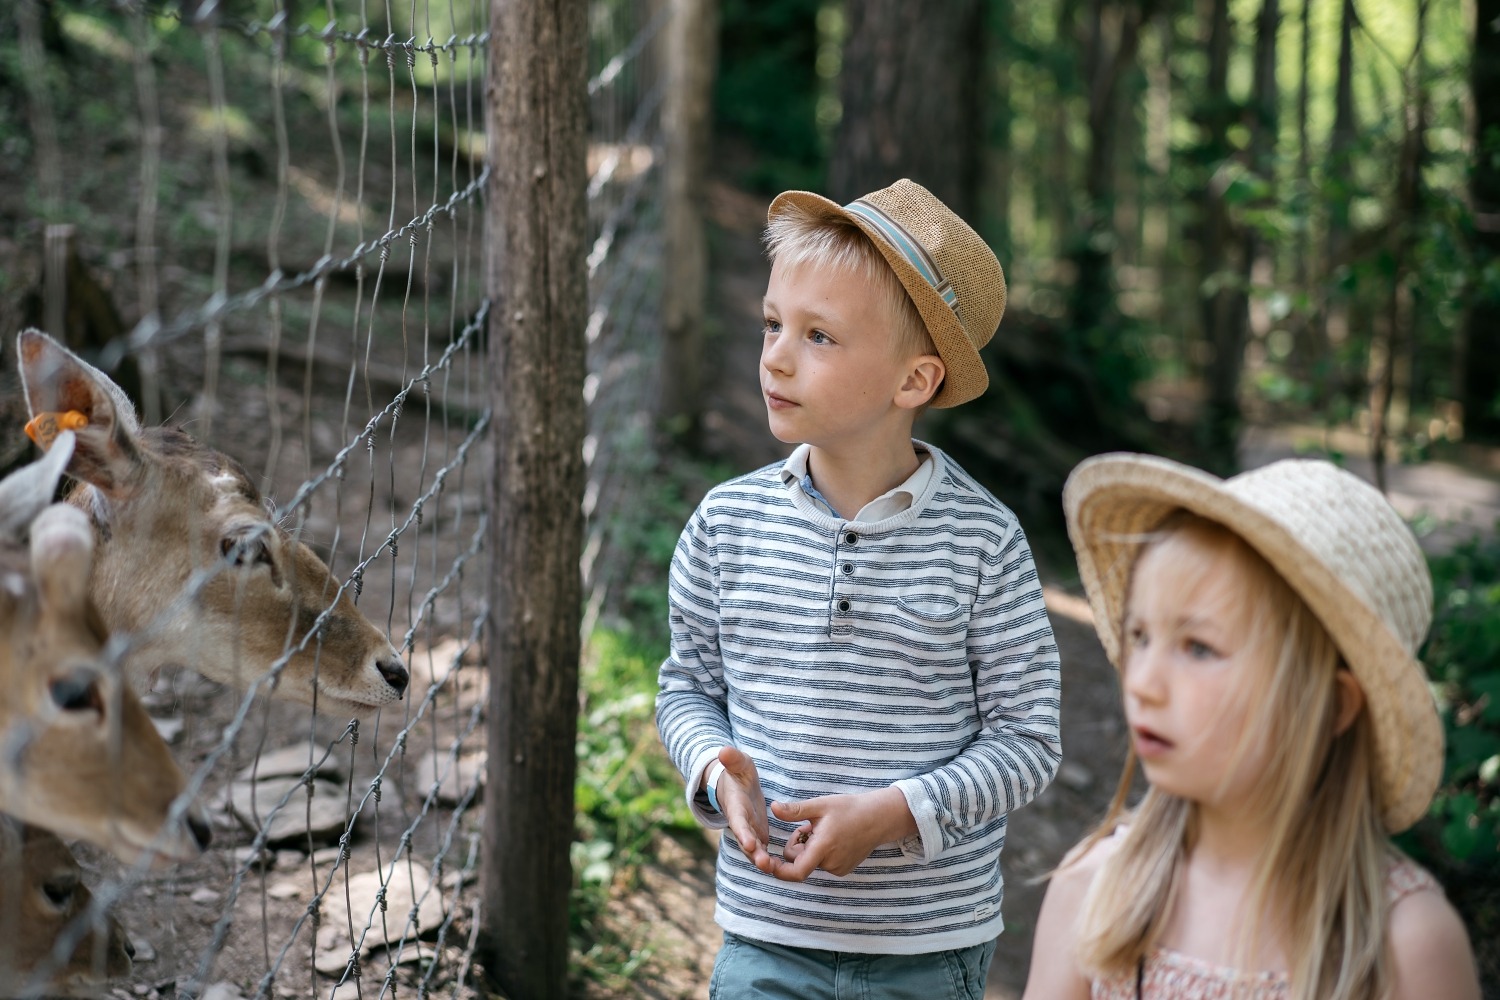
(1024, 454), (1480, 1000)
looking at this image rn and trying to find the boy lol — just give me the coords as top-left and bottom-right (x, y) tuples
(655, 179), (1061, 997)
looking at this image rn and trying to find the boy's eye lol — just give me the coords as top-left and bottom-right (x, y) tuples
(763, 320), (781, 336)
(809, 330), (830, 345)
(1125, 624), (1147, 648)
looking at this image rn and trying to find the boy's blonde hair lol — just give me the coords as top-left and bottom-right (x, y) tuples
(763, 200), (937, 361)
(1072, 515), (1393, 1000)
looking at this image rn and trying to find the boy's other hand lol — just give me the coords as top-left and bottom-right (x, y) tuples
(718, 745), (772, 870)
(765, 787), (918, 881)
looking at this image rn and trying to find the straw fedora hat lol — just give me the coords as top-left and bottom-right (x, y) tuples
(767, 179), (1006, 408)
(1063, 452), (1442, 832)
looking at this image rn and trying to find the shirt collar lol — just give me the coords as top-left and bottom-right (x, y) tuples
(779, 443), (934, 522)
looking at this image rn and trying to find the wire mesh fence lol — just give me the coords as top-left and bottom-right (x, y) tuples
(0, 0), (666, 996)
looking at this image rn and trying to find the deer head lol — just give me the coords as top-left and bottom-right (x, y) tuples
(0, 434), (207, 867)
(17, 329), (410, 715)
(0, 816), (134, 996)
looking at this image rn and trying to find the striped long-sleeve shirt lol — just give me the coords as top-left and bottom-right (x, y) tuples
(655, 443), (1062, 954)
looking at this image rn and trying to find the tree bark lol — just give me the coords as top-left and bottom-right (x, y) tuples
(1321, 0), (1357, 369)
(1463, 0), (1500, 440)
(660, 0), (717, 446)
(480, 0), (589, 995)
(1070, 0), (1154, 339)
(828, 0), (984, 219)
(1196, 0), (1243, 468)
(1370, 1), (1428, 489)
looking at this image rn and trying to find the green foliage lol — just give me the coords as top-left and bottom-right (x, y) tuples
(568, 452), (731, 989)
(1413, 529), (1500, 866)
(570, 625), (697, 990)
(714, 0), (826, 193)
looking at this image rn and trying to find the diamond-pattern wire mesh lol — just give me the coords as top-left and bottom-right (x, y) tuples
(2, 0), (664, 996)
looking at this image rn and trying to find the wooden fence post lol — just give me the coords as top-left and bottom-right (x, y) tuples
(481, 0), (589, 995)
(659, 0), (716, 445)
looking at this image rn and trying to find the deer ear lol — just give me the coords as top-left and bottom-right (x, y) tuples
(17, 329), (144, 493)
(29, 504), (95, 616)
(0, 430), (76, 541)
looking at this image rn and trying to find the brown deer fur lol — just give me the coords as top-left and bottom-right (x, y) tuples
(17, 329), (409, 714)
(0, 816), (134, 996)
(0, 435), (205, 866)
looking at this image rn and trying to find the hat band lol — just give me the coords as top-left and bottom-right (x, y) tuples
(845, 199), (961, 319)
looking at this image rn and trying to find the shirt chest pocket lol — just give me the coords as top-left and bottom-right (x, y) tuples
(896, 593), (967, 623)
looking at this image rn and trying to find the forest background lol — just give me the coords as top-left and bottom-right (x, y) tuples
(631, 0), (1500, 992)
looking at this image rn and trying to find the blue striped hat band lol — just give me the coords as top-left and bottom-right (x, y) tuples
(844, 198), (962, 319)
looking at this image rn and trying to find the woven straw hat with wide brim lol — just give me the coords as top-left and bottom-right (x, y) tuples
(767, 179), (1005, 408)
(1063, 452), (1442, 832)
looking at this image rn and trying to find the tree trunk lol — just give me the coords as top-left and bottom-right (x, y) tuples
(660, 0), (717, 447)
(1321, 0), (1357, 381)
(480, 0), (589, 995)
(1463, 0), (1500, 441)
(828, 0), (984, 219)
(1070, 0), (1152, 339)
(1369, 0), (1428, 490)
(1289, 0), (1317, 386)
(1196, 0), (1242, 468)
(1241, 0), (1277, 378)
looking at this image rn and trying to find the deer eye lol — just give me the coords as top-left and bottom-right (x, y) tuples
(49, 670), (103, 714)
(40, 875), (76, 910)
(221, 533), (273, 568)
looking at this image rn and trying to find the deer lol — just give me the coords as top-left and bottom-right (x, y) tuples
(17, 328), (411, 716)
(0, 431), (209, 867)
(0, 815), (136, 996)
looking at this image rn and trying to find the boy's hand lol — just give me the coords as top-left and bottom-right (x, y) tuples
(764, 786), (918, 881)
(716, 746), (773, 870)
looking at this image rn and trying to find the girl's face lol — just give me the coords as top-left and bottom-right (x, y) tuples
(1121, 528), (1277, 813)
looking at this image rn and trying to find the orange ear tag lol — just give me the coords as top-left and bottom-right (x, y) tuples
(24, 410), (89, 449)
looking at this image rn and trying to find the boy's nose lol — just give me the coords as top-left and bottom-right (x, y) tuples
(761, 331), (791, 374)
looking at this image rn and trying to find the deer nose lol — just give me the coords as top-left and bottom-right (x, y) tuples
(377, 656), (409, 697)
(187, 813), (213, 851)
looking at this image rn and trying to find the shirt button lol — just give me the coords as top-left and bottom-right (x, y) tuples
(845, 532), (858, 544)
(841, 563), (854, 575)
(837, 599), (851, 612)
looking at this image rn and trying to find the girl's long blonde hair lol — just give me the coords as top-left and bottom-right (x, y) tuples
(1072, 515), (1394, 1000)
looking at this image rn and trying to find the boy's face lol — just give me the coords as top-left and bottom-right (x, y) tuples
(760, 259), (935, 453)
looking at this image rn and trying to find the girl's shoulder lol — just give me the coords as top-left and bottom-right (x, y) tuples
(1383, 852), (1439, 905)
(1384, 854), (1481, 1000)
(1052, 824), (1129, 891)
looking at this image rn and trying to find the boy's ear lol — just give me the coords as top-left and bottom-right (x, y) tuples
(895, 355), (946, 410)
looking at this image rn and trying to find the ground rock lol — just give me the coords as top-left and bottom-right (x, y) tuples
(228, 776), (352, 845)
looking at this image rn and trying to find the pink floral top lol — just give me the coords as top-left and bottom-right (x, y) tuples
(1089, 856), (1439, 999)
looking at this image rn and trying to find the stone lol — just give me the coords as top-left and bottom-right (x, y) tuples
(267, 879), (303, 900)
(128, 935), (156, 962)
(228, 776), (352, 845)
(236, 743), (348, 783)
(409, 749), (485, 805)
(315, 866), (448, 968)
(189, 887), (221, 904)
(199, 984), (246, 1000)
(1057, 760), (1095, 791)
(150, 716), (184, 744)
